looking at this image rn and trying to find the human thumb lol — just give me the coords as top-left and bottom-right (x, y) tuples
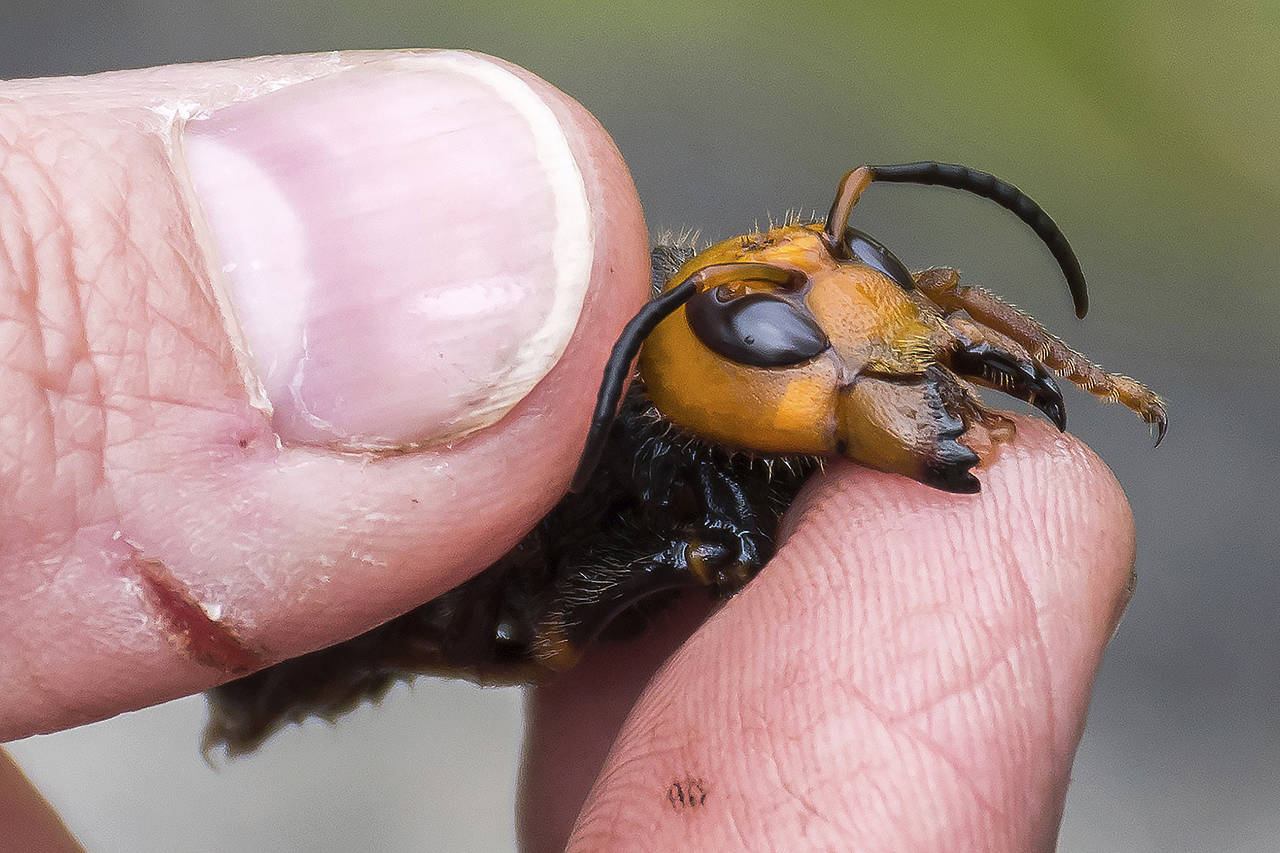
(0, 50), (649, 739)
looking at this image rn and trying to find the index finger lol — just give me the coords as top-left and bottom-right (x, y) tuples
(526, 418), (1135, 850)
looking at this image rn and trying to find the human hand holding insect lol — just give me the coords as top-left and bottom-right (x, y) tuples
(0, 51), (1146, 850)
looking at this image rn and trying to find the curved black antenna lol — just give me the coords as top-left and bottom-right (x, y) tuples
(571, 262), (802, 492)
(570, 278), (697, 492)
(825, 162), (1089, 318)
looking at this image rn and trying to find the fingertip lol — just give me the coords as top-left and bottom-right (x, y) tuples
(779, 416), (1137, 765)
(784, 416), (1136, 645)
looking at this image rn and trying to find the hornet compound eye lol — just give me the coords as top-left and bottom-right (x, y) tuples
(686, 287), (830, 367)
(844, 226), (916, 292)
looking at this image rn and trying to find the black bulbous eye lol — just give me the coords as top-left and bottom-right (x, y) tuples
(845, 226), (916, 291)
(686, 286), (830, 368)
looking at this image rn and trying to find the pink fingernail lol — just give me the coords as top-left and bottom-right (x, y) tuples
(183, 52), (594, 449)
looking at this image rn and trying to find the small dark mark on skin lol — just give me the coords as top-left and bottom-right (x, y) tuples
(666, 777), (708, 811)
(134, 555), (262, 674)
(237, 438), (250, 449)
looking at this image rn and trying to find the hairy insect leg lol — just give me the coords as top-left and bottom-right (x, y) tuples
(533, 460), (774, 670)
(934, 307), (1068, 431)
(933, 306), (1036, 365)
(914, 267), (1167, 441)
(529, 548), (698, 671)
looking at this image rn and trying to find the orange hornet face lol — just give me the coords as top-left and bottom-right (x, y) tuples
(640, 225), (1000, 490)
(571, 163), (1165, 495)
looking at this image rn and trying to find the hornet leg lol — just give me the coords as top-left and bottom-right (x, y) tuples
(914, 267), (1167, 442)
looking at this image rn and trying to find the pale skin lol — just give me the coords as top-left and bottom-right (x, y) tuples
(0, 52), (1134, 851)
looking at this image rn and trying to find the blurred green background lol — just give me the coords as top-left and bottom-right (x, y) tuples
(4, 1), (1277, 850)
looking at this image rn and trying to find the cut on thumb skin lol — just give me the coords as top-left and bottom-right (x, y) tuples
(0, 51), (649, 739)
(534, 418), (1134, 852)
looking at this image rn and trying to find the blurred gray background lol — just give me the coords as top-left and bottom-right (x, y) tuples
(3, 1), (1277, 850)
